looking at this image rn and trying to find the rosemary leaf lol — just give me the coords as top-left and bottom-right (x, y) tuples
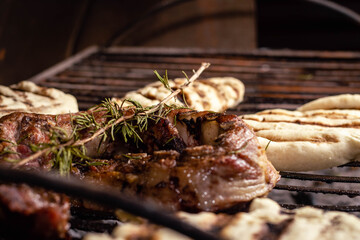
(86, 161), (108, 166)
(121, 125), (128, 143)
(164, 136), (176, 146)
(0, 147), (20, 156)
(97, 133), (108, 152)
(4, 158), (20, 163)
(154, 70), (171, 90)
(182, 90), (190, 108)
(111, 123), (115, 141)
(125, 98), (143, 109)
(182, 71), (190, 81)
(0, 138), (17, 145)
(265, 140), (272, 151)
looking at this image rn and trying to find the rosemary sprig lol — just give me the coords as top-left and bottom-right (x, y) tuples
(13, 62), (210, 174)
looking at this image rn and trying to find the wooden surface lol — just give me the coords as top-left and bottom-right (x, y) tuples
(111, 0), (256, 50)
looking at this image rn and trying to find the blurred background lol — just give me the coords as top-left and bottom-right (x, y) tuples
(0, 0), (359, 85)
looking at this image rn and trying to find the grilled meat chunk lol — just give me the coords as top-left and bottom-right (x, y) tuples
(79, 110), (279, 211)
(0, 184), (70, 240)
(0, 109), (279, 211)
(0, 108), (279, 237)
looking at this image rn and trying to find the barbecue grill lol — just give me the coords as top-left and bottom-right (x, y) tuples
(14, 46), (360, 238)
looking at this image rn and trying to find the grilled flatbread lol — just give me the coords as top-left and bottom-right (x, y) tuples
(0, 81), (78, 118)
(84, 198), (360, 240)
(241, 95), (360, 171)
(112, 77), (244, 112)
(298, 94), (360, 111)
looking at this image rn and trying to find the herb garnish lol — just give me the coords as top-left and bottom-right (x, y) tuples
(12, 63), (210, 175)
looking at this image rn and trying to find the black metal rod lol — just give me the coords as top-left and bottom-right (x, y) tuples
(280, 171), (360, 183)
(275, 184), (360, 197)
(0, 167), (220, 240)
(280, 203), (360, 212)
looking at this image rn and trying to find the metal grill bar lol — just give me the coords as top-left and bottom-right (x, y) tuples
(280, 172), (360, 183)
(280, 204), (360, 212)
(275, 184), (360, 198)
(30, 48), (360, 112)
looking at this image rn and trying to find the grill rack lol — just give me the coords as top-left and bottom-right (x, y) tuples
(26, 46), (360, 237)
(270, 162), (360, 212)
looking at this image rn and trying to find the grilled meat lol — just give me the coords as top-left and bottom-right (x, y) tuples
(0, 108), (279, 237)
(80, 110), (279, 211)
(0, 184), (70, 240)
(0, 108), (278, 211)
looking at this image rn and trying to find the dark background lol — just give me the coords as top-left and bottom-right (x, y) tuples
(0, 0), (359, 85)
(257, 0), (360, 50)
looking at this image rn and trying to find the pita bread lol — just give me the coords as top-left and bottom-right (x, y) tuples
(112, 77), (244, 112)
(0, 81), (78, 118)
(297, 94), (360, 111)
(241, 104), (360, 171)
(84, 198), (360, 240)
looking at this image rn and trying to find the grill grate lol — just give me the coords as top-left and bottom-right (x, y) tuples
(270, 163), (360, 216)
(27, 46), (360, 235)
(30, 47), (360, 112)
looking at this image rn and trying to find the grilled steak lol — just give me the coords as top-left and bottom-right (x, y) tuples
(0, 108), (279, 237)
(80, 110), (279, 211)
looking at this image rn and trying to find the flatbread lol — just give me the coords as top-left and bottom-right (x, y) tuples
(84, 198), (360, 240)
(0, 81), (78, 118)
(297, 94), (360, 111)
(112, 77), (244, 112)
(241, 101), (360, 171)
(241, 108), (360, 171)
